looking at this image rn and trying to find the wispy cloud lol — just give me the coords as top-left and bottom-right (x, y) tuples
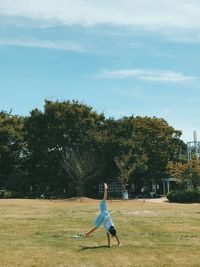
(0, 38), (85, 52)
(96, 69), (195, 83)
(0, 0), (200, 30)
(162, 30), (200, 44)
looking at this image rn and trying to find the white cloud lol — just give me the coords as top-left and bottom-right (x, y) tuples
(0, 0), (200, 31)
(96, 69), (195, 83)
(0, 38), (85, 52)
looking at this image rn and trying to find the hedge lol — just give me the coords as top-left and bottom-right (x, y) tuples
(166, 189), (200, 203)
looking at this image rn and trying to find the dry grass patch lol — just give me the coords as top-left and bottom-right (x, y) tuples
(0, 199), (200, 267)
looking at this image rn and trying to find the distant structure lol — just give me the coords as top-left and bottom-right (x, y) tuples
(187, 131), (200, 160)
(99, 182), (123, 197)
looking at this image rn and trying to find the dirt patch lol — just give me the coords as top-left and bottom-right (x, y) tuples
(64, 197), (99, 202)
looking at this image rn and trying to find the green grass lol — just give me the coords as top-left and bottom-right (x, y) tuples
(0, 199), (200, 267)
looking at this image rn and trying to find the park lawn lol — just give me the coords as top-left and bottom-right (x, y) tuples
(0, 199), (200, 267)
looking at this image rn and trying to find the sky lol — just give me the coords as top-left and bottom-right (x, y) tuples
(0, 0), (200, 142)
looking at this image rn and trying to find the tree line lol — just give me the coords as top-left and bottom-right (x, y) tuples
(0, 100), (186, 198)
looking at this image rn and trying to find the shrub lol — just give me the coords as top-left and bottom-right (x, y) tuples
(0, 189), (12, 198)
(0, 190), (5, 198)
(167, 189), (200, 203)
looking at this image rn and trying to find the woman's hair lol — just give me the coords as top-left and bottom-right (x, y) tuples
(109, 226), (116, 237)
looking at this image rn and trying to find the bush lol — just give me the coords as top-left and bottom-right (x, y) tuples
(0, 189), (13, 198)
(167, 189), (200, 203)
(0, 190), (5, 198)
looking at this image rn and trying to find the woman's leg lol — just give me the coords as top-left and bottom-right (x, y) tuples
(85, 184), (108, 238)
(103, 183), (108, 200)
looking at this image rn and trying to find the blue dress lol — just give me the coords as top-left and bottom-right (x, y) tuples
(94, 200), (109, 228)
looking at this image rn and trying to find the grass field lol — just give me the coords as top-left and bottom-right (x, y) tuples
(0, 198), (200, 267)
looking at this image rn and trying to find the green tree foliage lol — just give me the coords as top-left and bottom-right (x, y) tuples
(0, 111), (25, 187)
(95, 117), (148, 187)
(131, 116), (185, 183)
(24, 100), (104, 194)
(0, 100), (185, 197)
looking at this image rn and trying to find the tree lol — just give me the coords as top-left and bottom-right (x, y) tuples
(168, 159), (200, 190)
(115, 151), (136, 189)
(0, 100), (185, 198)
(131, 116), (185, 184)
(24, 100), (103, 194)
(62, 147), (98, 197)
(0, 111), (25, 188)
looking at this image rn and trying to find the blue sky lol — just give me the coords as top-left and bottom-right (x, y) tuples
(0, 0), (200, 142)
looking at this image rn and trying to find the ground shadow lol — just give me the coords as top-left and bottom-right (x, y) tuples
(80, 245), (109, 251)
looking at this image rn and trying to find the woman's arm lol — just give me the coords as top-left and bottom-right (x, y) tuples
(106, 233), (111, 247)
(85, 227), (97, 237)
(115, 234), (121, 246)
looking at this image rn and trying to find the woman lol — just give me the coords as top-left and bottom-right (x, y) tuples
(85, 183), (121, 247)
